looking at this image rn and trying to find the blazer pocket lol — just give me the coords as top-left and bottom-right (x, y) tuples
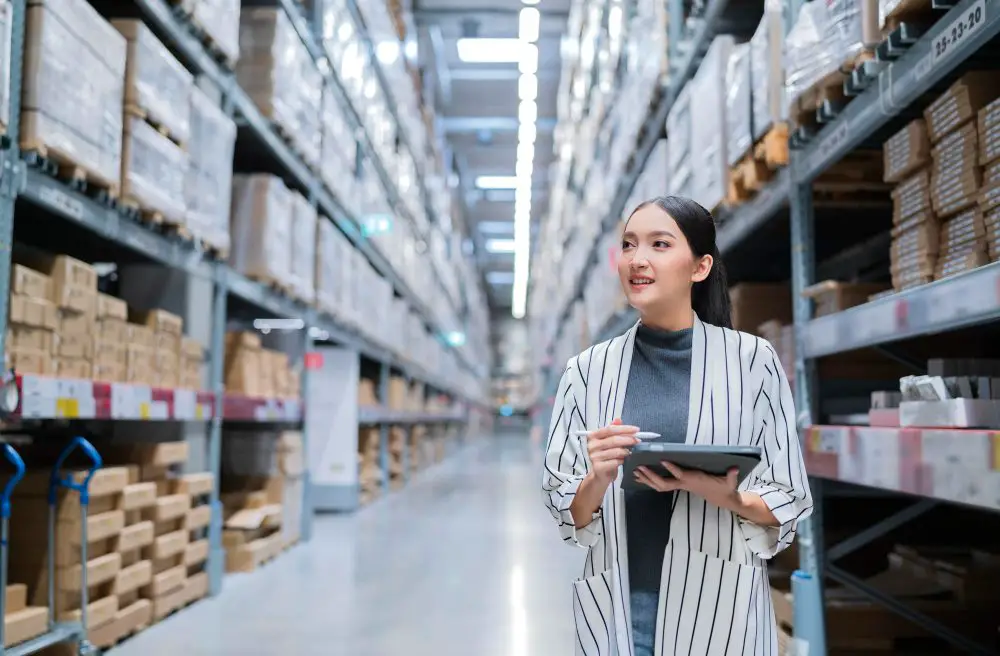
(659, 542), (769, 656)
(572, 568), (615, 656)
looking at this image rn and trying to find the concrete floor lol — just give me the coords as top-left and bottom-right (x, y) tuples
(109, 432), (585, 655)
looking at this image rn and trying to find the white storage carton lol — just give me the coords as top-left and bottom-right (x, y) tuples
(192, 0), (241, 67)
(113, 19), (193, 144)
(320, 86), (357, 209)
(314, 219), (340, 318)
(691, 35), (734, 211)
(725, 43), (753, 167)
(22, 0), (126, 189)
(289, 191), (317, 303)
(121, 115), (188, 225)
(186, 87), (235, 256)
(666, 83), (693, 198)
(230, 174), (293, 288)
(751, 0), (786, 140)
(237, 8), (322, 167)
(0, 1), (12, 131)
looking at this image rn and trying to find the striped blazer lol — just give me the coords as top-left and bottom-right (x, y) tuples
(541, 314), (813, 656)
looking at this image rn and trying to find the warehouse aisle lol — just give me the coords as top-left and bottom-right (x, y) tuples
(108, 432), (584, 656)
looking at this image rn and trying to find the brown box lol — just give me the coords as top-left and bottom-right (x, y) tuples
(15, 254), (97, 315)
(181, 337), (204, 361)
(924, 71), (1000, 144)
(130, 308), (183, 336)
(892, 168), (933, 224)
(55, 330), (94, 360)
(8, 294), (57, 330)
(127, 323), (156, 349)
(729, 283), (792, 333)
(96, 293), (128, 321)
(59, 309), (95, 337)
(978, 96), (1000, 167)
(8, 325), (54, 353)
(225, 349), (261, 396)
(57, 358), (91, 380)
(801, 281), (890, 317)
(884, 119), (930, 183)
(10, 264), (51, 299)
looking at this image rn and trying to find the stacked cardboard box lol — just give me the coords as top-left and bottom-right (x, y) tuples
(889, 164), (937, 290)
(224, 331), (298, 398)
(229, 174), (293, 290)
(288, 191), (317, 304)
(919, 72), (1000, 283)
(388, 426), (407, 490)
(802, 280), (889, 318)
(978, 96), (1000, 260)
(358, 427), (382, 505)
(126, 309), (181, 389)
(10, 466), (132, 648)
(93, 294), (129, 383)
(729, 283), (792, 333)
(14, 253), (99, 379)
(2, 584), (47, 648)
(175, 473), (211, 593)
(6, 263), (57, 375)
(185, 86), (235, 257)
(179, 338), (203, 390)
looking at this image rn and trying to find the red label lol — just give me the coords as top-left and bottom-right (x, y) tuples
(894, 299), (909, 330)
(304, 352), (324, 370)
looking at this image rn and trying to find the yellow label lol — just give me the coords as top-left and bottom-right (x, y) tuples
(56, 398), (79, 418)
(195, 405), (204, 420)
(992, 433), (1000, 472)
(139, 402), (151, 420)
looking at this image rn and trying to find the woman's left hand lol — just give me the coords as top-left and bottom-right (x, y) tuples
(635, 462), (740, 510)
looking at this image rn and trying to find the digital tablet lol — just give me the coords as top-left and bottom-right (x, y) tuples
(622, 444), (762, 491)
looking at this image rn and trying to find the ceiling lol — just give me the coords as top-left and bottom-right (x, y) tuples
(413, 0), (571, 311)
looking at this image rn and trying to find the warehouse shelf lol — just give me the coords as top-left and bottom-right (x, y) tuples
(14, 374), (217, 421)
(802, 261), (1000, 359)
(131, 0), (480, 380)
(794, 0), (1000, 183)
(222, 394), (303, 422)
(357, 407), (466, 425)
(804, 425), (1000, 513)
(716, 168), (790, 253)
(19, 168), (479, 403)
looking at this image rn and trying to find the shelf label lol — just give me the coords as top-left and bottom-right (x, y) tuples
(932, 0), (987, 67)
(304, 352), (324, 370)
(174, 389), (196, 420)
(38, 186), (84, 221)
(55, 398), (79, 418)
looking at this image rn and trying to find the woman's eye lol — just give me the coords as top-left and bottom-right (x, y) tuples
(653, 240), (669, 248)
(621, 241), (634, 249)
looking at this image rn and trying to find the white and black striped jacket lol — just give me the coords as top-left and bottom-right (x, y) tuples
(541, 314), (813, 656)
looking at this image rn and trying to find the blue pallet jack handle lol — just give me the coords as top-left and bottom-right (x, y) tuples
(48, 438), (101, 655)
(0, 444), (25, 654)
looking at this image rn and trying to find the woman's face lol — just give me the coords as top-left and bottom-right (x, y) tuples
(617, 204), (712, 314)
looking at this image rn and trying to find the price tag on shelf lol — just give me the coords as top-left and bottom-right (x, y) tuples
(56, 398), (80, 419)
(174, 389), (197, 420)
(931, 0), (987, 68)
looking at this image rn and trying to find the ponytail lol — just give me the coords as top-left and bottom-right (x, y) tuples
(692, 247), (732, 329)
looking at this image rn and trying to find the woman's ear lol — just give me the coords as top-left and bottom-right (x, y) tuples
(691, 254), (713, 283)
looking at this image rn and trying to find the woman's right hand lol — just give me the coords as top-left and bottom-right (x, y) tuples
(585, 418), (640, 485)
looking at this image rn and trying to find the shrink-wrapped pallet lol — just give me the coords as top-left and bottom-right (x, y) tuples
(121, 115), (188, 225)
(314, 219), (340, 318)
(237, 8), (322, 167)
(666, 83), (693, 198)
(192, 0), (240, 68)
(751, 0), (785, 140)
(784, 1), (836, 109)
(725, 43), (753, 167)
(289, 192), (317, 303)
(320, 86), (358, 209)
(21, 0), (126, 189)
(229, 174), (293, 289)
(113, 19), (193, 144)
(691, 35), (733, 211)
(186, 87), (235, 256)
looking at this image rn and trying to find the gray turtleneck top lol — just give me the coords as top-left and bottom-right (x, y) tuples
(621, 323), (693, 593)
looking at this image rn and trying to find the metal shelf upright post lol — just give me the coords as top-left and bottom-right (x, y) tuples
(207, 271), (227, 597)
(378, 361), (391, 494)
(0, 0), (26, 354)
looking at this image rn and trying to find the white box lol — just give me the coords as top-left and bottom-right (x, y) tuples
(121, 115), (188, 225)
(751, 1), (786, 140)
(691, 35), (734, 210)
(289, 192), (317, 303)
(185, 86), (235, 255)
(726, 43), (753, 167)
(229, 174), (293, 287)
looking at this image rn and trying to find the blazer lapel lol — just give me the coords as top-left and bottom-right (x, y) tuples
(686, 313), (708, 445)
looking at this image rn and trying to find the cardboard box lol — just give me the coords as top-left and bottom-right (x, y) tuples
(16, 253), (97, 314)
(8, 324), (53, 353)
(95, 293), (127, 321)
(802, 280), (889, 317)
(977, 96), (1000, 167)
(729, 283), (792, 333)
(892, 168), (933, 224)
(923, 71), (1000, 143)
(129, 308), (182, 336)
(10, 264), (51, 299)
(8, 294), (57, 330)
(6, 348), (54, 375)
(884, 119), (930, 183)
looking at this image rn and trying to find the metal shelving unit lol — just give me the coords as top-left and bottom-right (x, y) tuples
(0, 0), (490, 652)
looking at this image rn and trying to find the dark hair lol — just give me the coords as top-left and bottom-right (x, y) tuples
(624, 195), (733, 329)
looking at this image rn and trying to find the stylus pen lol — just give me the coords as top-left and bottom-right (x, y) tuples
(573, 430), (660, 440)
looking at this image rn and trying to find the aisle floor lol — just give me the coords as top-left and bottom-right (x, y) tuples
(108, 432), (584, 655)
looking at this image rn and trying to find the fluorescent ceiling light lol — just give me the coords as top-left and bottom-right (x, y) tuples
(518, 123), (537, 144)
(457, 38), (524, 63)
(521, 0), (539, 5)
(475, 175), (519, 189)
(518, 73), (538, 101)
(516, 159), (533, 178)
(514, 207), (531, 223)
(515, 182), (532, 200)
(485, 238), (516, 253)
(518, 44), (538, 74)
(376, 40), (400, 65)
(519, 8), (540, 43)
(518, 100), (537, 124)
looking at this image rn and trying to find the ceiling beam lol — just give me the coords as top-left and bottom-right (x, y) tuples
(414, 8), (569, 20)
(442, 116), (557, 133)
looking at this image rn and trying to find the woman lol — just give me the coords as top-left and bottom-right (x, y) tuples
(541, 196), (813, 656)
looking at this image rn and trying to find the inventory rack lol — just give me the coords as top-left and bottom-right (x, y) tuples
(0, 0), (490, 649)
(536, 0), (1000, 653)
